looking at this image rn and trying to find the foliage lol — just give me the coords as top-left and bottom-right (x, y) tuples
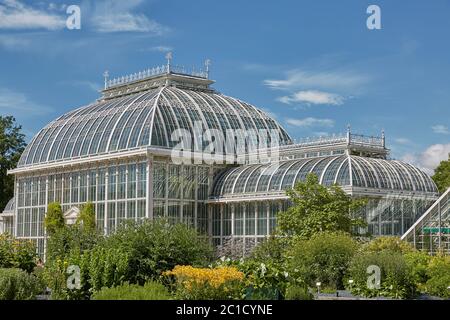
(425, 254), (450, 298)
(216, 257), (302, 300)
(98, 219), (214, 284)
(432, 159), (450, 193)
(404, 251), (432, 291)
(44, 202), (65, 236)
(277, 173), (366, 240)
(165, 265), (243, 300)
(285, 284), (313, 300)
(347, 250), (417, 299)
(0, 268), (44, 300)
(0, 116), (26, 212)
(76, 202), (96, 232)
(91, 281), (171, 300)
(363, 236), (415, 254)
(250, 236), (289, 264)
(288, 231), (359, 290)
(45, 223), (100, 263)
(0, 234), (37, 273)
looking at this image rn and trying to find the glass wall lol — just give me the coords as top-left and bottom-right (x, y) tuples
(211, 196), (435, 247)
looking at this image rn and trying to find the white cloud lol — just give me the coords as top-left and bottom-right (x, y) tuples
(264, 68), (369, 92)
(88, 0), (169, 34)
(277, 90), (344, 106)
(0, 0), (65, 30)
(286, 117), (335, 128)
(432, 124), (449, 135)
(402, 143), (450, 175)
(0, 87), (53, 114)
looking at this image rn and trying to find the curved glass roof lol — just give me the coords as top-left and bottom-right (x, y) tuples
(212, 155), (438, 197)
(2, 198), (14, 213)
(18, 86), (292, 167)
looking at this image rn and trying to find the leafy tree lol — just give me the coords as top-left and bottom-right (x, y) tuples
(277, 173), (366, 239)
(289, 231), (359, 290)
(44, 202), (65, 236)
(0, 116), (26, 212)
(77, 202), (96, 232)
(432, 158), (450, 193)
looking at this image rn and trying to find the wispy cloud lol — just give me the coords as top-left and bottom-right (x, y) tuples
(432, 124), (449, 135)
(402, 143), (450, 175)
(60, 80), (102, 93)
(285, 117), (335, 128)
(0, 87), (53, 114)
(0, 34), (30, 49)
(87, 0), (169, 34)
(0, 0), (65, 30)
(394, 137), (413, 145)
(264, 68), (369, 92)
(140, 45), (173, 53)
(278, 90), (344, 106)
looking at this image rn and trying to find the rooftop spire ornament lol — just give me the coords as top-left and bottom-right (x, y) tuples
(103, 70), (109, 89)
(166, 52), (173, 73)
(204, 59), (211, 78)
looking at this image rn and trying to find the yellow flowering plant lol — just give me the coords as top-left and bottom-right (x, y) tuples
(164, 265), (244, 300)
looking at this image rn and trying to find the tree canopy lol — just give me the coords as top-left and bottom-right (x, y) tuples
(277, 173), (367, 240)
(432, 158), (450, 193)
(0, 116), (26, 212)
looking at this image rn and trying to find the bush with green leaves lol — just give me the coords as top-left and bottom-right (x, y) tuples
(44, 202), (65, 235)
(404, 250), (432, 292)
(76, 202), (96, 231)
(362, 236), (415, 254)
(288, 231), (359, 290)
(98, 219), (214, 284)
(0, 268), (44, 300)
(425, 254), (450, 298)
(91, 281), (171, 300)
(0, 234), (37, 273)
(285, 284), (313, 300)
(347, 250), (417, 299)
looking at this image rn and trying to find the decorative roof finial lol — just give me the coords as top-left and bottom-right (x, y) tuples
(165, 52), (173, 73)
(103, 70), (109, 89)
(204, 59), (211, 78)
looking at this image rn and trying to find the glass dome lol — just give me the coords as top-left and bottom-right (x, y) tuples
(212, 155), (438, 197)
(18, 86), (292, 167)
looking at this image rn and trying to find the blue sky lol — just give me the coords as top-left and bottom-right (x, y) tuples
(0, 0), (449, 173)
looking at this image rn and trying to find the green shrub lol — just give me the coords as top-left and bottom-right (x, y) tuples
(46, 223), (100, 263)
(363, 237), (415, 254)
(91, 281), (171, 300)
(0, 234), (37, 273)
(285, 284), (313, 300)
(289, 231), (359, 290)
(0, 268), (44, 300)
(44, 202), (65, 236)
(425, 255), (450, 298)
(347, 250), (416, 299)
(99, 219), (214, 284)
(77, 202), (96, 232)
(217, 257), (301, 300)
(404, 251), (431, 292)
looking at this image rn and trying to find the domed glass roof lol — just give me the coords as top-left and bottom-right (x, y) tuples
(18, 86), (292, 167)
(212, 155), (438, 197)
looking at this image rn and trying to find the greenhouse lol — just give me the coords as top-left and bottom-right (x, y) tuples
(0, 61), (441, 256)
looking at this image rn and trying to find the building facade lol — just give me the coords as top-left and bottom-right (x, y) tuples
(0, 62), (440, 256)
